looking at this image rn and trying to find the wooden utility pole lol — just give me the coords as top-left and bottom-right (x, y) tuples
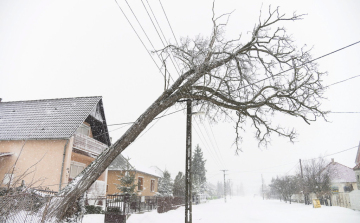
(228, 179), (232, 199)
(185, 99), (192, 223)
(299, 159), (307, 205)
(261, 174), (264, 200)
(221, 170), (228, 203)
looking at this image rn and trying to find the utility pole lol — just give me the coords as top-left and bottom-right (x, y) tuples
(261, 174), (264, 200)
(299, 159), (306, 205)
(228, 179), (232, 199)
(221, 170), (228, 203)
(185, 99), (192, 223)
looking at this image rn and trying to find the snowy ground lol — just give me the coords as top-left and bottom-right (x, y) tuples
(82, 196), (360, 223)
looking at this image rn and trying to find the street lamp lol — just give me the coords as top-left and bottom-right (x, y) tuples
(185, 99), (204, 223)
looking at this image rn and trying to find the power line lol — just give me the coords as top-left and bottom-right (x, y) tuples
(200, 120), (227, 169)
(325, 74), (360, 88)
(192, 120), (225, 169)
(140, 0), (166, 47)
(114, 0), (164, 77)
(207, 120), (227, 168)
(203, 120), (227, 168)
(107, 107), (186, 127)
(145, 0), (182, 74)
(94, 107), (186, 137)
(141, 0), (181, 80)
(304, 145), (358, 161)
(240, 40), (360, 90)
(329, 112), (360, 114)
(158, 0), (179, 46)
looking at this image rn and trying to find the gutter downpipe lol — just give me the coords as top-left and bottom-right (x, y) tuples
(59, 138), (70, 192)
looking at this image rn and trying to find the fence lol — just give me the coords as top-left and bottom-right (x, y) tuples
(104, 195), (159, 214)
(104, 195), (185, 215)
(0, 192), (186, 223)
(0, 192), (57, 223)
(331, 192), (351, 208)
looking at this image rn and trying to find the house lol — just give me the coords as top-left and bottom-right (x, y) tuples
(354, 143), (360, 189)
(323, 158), (357, 208)
(107, 155), (161, 196)
(0, 96), (110, 197)
(349, 142), (360, 210)
(327, 158), (358, 193)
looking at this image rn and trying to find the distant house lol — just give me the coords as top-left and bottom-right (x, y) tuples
(350, 143), (360, 210)
(320, 159), (357, 208)
(326, 159), (358, 193)
(107, 155), (161, 196)
(0, 96), (110, 197)
(354, 144), (360, 189)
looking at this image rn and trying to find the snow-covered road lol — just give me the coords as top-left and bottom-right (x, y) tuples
(83, 196), (360, 223)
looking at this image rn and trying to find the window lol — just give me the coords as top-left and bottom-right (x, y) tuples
(69, 161), (86, 180)
(2, 174), (14, 185)
(76, 123), (90, 136)
(150, 179), (155, 192)
(138, 177), (144, 191)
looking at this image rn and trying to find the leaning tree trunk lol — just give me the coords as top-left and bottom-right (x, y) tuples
(46, 88), (184, 221)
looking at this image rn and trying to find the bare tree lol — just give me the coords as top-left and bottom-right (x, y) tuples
(302, 158), (331, 201)
(47, 5), (327, 221)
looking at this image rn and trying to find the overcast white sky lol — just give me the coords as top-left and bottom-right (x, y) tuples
(1, 0), (360, 194)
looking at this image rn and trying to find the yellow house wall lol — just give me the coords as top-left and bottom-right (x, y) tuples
(0, 139), (68, 192)
(107, 170), (159, 196)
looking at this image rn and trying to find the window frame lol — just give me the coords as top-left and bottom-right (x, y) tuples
(138, 176), (144, 191)
(75, 123), (90, 136)
(69, 161), (86, 180)
(150, 179), (155, 192)
(2, 173), (14, 185)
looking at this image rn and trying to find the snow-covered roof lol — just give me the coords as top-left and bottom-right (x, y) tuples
(326, 162), (356, 183)
(108, 154), (129, 170)
(0, 96), (110, 145)
(108, 154), (162, 178)
(148, 166), (164, 178)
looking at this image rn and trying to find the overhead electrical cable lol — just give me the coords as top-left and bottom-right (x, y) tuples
(240, 40), (360, 90)
(114, 0), (165, 77)
(158, 0), (179, 46)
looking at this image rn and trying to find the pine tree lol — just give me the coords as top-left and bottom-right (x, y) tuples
(115, 158), (137, 196)
(192, 145), (207, 195)
(173, 172), (185, 197)
(157, 170), (173, 196)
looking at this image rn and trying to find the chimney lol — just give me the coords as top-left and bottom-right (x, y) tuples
(331, 158), (334, 163)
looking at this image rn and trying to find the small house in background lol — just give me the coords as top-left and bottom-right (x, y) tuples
(354, 143), (360, 189)
(323, 158), (357, 208)
(350, 142), (360, 210)
(0, 96), (110, 198)
(327, 158), (358, 193)
(107, 154), (161, 196)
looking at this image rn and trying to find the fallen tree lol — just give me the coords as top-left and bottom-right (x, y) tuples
(47, 5), (327, 221)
